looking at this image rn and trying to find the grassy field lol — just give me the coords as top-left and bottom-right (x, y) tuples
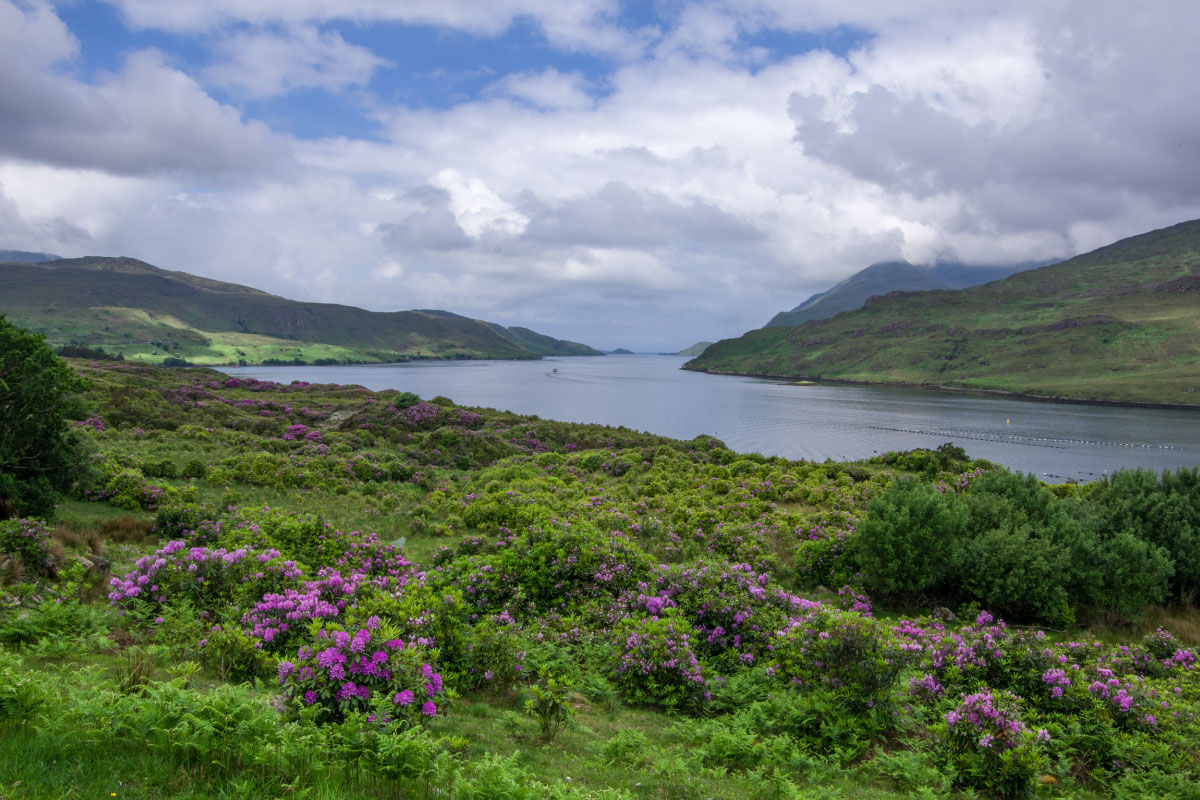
(1, 360), (1198, 799)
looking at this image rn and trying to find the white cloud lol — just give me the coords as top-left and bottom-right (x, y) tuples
(105, 0), (643, 57)
(2, 1), (1200, 351)
(0, 2), (285, 176)
(486, 69), (594, 111)
(205, 25), (392, 98)
(429, 169), (529, 238)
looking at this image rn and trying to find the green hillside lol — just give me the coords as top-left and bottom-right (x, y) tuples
(0, 256), (600, 364)
(687, 218), (1200, 405)
(766, 260), (944, 327)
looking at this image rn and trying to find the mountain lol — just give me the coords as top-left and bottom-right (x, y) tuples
(0, 256), (601, 365)
(0, 249), (60, 263)
(928, 262), (1038, 289)
(675, 341), (713, 356)
(609, 348), (635, 355)
(766, 260), (1030, 328)
(411, 310), (601, 356)
(686, 218), (1200, 406)
(767, 261), (942, 327)
(479, 322), (602, 357)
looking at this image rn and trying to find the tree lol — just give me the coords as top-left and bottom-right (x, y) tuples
(0, 315), (90, 518)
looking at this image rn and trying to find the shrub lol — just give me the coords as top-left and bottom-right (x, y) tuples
(0, 518), (55, 576)
(278, 622), (447, 724)
(108, 539), (304, 610)
(854, 478), (966, 599)
(0, 315), (92, 518)
(460, 618), (526, 690)
(611, 613), (709, 710)
(524, 670), (574, 740)
(1088, 468), (1200, 604)
(769, 609), (908, 712)
(941, 690), (1047, 799)
(180, 459), (207, 479)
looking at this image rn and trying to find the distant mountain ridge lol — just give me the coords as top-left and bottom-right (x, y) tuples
(675, 341), (713, 356)
(766, 260), (1030, 328)
(0, 249), (60, 263)
(0, 255), (602, 365)
(687, 218), (1200, 406)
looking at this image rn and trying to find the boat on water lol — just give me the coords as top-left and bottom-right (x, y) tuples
(551, 368), (559, 374)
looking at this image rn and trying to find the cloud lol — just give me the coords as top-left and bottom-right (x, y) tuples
(379, 185), (471, 252)
(205, 25), (393, 98)
(486, 69), (594, 111)
(104, 0), (643, 56)
(0, 2), (285, 176)
(429, 169), (529, 238)
(521, 181), (764, 249)
(787, 2), (1200, 255)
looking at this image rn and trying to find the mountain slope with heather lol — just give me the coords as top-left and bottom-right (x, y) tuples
(0, 256), (602, 364)
(687, 219), (1200, 405)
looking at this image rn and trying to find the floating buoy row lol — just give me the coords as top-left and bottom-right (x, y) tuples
(868, 426), (1060, 448)
(932, 427), (1178, 450)
(865, 426), (1177, 450)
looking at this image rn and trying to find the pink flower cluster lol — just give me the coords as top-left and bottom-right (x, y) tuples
(279, 624), (446, 722)
(108, 539), (303, 605)
(945, 690), (1034, 751)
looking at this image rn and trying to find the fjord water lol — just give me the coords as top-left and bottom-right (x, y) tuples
(227, 355), (1200, 482)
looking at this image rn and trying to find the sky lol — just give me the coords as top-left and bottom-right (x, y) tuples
(2, 1), (1199, 352)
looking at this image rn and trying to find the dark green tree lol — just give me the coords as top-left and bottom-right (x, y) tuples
(0, 315), (91, 518)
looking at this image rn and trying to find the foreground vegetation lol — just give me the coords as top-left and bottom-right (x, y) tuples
(2, 354), (1199, 799)
(688, 218), (1200, 406)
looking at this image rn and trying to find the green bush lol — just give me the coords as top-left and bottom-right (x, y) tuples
(856, 469), (1176, 623)
(854, 479), (965, 600)
(1088, 468), (1200, 604)
(0, 315), (92, 518)
(0, 518), (55, 577)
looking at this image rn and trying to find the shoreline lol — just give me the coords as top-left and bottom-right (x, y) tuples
(682, 364), (1200, 412)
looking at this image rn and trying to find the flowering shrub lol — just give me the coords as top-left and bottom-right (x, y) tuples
(0, 518), (55, 576)
(278, 622), (446, 724)
(634, 560), (798, 667)
(282, 424), (308, 441)
(769, 609), (908, 711)
(108, 540), (303, 610)
(793, 523), (857, 590)
(399, 402), (442, 429)
(74, 415), (105, 432)
(241, 570), (365, 652)
(611, 613), (709, 710)
(941, 689), (1047, 799)
(450, 408), (484, 429)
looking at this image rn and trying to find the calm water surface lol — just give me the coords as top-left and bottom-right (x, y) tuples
(224, 355), (1200, 482)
